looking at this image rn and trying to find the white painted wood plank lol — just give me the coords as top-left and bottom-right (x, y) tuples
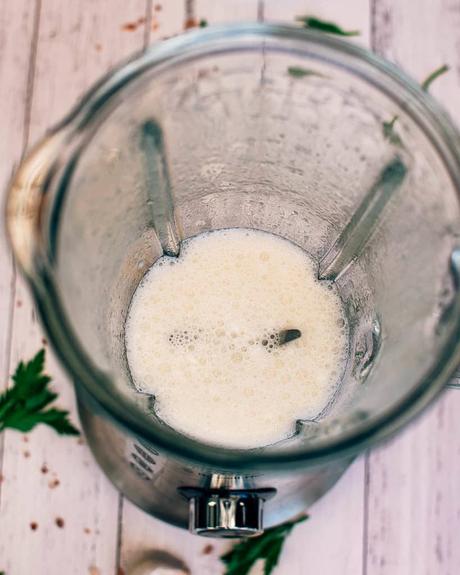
(366, 1), (460, 574)
(371, 0), (459, 123)
(277, 458), (365, 575)
(366, 393), (460, 575)
(263, 0), (370, 46)
(119, 1), (262, 572)
(0, 2), (148, 574)
(120, 2), (369, 575)
(0, 0), (35, 395)
(261, 2), (369, 573)
(149, 0), (185, 43)
(117, 1), (196, 571)
(0, 2), (36, 573)
(195, 0), (259, 24)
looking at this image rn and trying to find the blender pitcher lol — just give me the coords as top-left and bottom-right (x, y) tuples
(6, 24), (460, 537)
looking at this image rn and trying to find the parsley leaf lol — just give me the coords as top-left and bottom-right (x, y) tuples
(383, 64), (449, 145)
(382, 115), (402, 147)
(221, 515), (308, 575)
(199, 19), (208, 28)
(0, 349), (79, 436)
(287, 66), (324, 79)
(421, 64), (449, 92)
(296, 16), (360, 36)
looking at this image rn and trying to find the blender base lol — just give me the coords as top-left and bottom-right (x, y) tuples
(77, 393), (352, 535)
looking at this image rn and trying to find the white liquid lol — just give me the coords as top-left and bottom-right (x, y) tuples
(125, 229), (347, 448)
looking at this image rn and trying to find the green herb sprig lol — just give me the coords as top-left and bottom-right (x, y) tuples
(382, 115), (402, 146)
(287, 66), (324, 79)
(421, 64), (449, 92)
(0, 349), (79, 435)
(221, 515), (308, 575)
(383, 64), (450, 146)
(296, 15), (360, 36)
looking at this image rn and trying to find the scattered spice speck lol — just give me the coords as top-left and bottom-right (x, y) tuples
(137, 16), (146, 25)
(77, 437), (85, 445)
(95, 43), (102, 52)
(22, 436), (29, 443)
(89, 567), (100, 575)
(154, 3), (162, 11)
(16, 300), (22, 308)
(202, 544), (214, 555)
(41, 464), (49, 474)
(23, 450), (30, 458)
(0, 473), (4, 483)
(41, 337), (47, 346)
(84, 527), (91, 534)
(55, 517), (65, 528)
(121, 21), (138, 32)
(30, 522), (38, 531)
(49, 478), (60, 489)
(184, 17), (198, 29)
(151, 19), (159, 31)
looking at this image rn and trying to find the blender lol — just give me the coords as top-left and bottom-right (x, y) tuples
(6, 24), (460, 537)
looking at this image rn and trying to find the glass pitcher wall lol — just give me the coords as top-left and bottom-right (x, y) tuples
(8, 26), (460, 469)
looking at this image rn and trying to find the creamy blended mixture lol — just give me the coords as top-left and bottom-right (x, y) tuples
(125, 229), (347, 448)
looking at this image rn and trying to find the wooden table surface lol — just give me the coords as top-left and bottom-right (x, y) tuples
(1, 1), (460, 574)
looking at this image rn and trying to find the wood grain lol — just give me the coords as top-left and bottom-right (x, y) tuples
(0, 1), (148, 574)
(366, 2), (460, 574)
(195, 0), (259, 24)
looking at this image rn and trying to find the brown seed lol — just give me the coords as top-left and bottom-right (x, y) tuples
(30, 522), (38, 531)
(121, 21), (138, 32)
(55, 517), (65, 528)
(184, 17), (198, 29)
(41, 464), (49, 474)
(202, 544), (214, 555)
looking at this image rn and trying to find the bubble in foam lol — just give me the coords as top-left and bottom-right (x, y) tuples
(125, 228), (348, 449)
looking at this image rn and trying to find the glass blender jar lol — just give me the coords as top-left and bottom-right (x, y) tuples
(6, 24), (460, 537)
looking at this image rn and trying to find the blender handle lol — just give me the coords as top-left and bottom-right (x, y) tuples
(6, 130), (67, 278)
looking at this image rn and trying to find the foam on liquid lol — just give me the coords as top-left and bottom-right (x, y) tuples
(125, 229), (347, 448)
